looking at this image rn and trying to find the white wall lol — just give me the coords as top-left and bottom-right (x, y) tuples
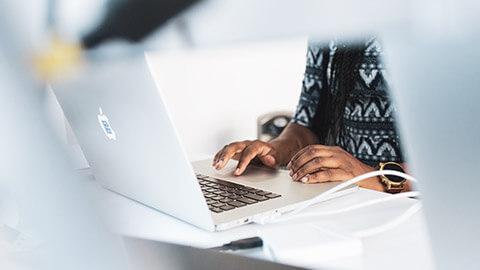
(146, 37), (307, 155)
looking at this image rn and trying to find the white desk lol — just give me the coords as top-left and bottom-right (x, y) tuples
(83, 154), (435, 270)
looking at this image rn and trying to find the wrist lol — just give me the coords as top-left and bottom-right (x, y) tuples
(269, 138), (293, 166)
(357, 166), (386, 192)
(269, 138), (302, 166)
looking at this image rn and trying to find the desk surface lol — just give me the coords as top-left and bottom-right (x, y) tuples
(83, 154), (435, 270)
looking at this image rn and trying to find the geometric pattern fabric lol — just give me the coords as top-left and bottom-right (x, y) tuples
(292, 38), (404, 167)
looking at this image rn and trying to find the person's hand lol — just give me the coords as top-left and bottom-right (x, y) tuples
(287, 145), (375, 183)
(213, 140), (280, 176)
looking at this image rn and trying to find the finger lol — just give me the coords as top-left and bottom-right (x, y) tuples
(287, 145), (322, 169)
(287, 145), (332, 169)
(235, 142), (272, 175)
(259, 154), (277, 167)
(213, 146), (227, 166)
(288, 145), (334, 173)
(300, 169), (353, 184)
(291, 157), (341, 181)
(214, 145), (232, 167)
(257, 145), (279, 167)
(216, 142), (248, 170)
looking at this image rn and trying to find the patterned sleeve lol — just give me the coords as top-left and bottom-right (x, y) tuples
(291, 41), (331, 140)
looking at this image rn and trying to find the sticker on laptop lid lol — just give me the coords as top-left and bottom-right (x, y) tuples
(97, 107), (116, 140)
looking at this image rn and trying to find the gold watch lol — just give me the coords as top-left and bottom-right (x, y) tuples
(378, 162), (406, 194)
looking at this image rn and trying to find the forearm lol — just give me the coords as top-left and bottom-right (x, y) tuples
(269, 123), (319, 166)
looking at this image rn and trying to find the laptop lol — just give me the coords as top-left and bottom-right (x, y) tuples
(50, 55), (356, 231)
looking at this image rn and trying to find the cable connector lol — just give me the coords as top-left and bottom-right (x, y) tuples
(208, 236), (263, 251)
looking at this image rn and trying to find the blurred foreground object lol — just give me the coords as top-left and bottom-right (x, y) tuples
(0, 2), (127, 269)
(82, 0), (198, 49)
(34, 35), (83, 79)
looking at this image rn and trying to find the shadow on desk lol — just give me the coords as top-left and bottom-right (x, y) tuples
(123, 237), (304, 270)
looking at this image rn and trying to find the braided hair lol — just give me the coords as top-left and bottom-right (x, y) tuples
(322, 42), (366, 145)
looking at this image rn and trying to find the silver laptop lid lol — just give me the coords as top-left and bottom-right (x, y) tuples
(51, 55), (215, 232)
(383, 31), (480, 269)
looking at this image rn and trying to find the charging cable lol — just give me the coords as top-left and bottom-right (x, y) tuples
(253, 170), (418, 224)
(272, 191), (420, 222)
(209, 171), (419, 253)
(207, 236), (263, 251)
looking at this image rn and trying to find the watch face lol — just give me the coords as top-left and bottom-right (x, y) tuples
(383, 163), (405, 183)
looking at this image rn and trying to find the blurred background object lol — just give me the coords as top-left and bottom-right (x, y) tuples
(82, 0), (199, 49)
(257, 111), (293, 141)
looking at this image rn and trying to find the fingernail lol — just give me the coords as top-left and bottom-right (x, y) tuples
(287, 162), (292, 169)
(235, 168), (240, 175)
(292, 173), (298, 180)
(300, 177), (308, 183)
(289, 170), (293, 176)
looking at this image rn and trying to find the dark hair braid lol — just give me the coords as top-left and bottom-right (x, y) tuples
(324, 43), (365, 145)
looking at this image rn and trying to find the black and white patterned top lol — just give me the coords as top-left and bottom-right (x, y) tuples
(292, 38), (405, 167)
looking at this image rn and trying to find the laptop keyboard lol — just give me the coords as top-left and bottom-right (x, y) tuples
(196, 174), (281, 214)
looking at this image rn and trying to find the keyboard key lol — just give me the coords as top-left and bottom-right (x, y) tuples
(234, 190), (249, 195)
(266, 193), (281, 199)
(244, 193), (268, 201)
(256, 191), (272, 196)
(220, 205), (235, 211)
(202, 176), (219, 182)
(220, 198), (234, 203)
(230, 194), (243, 200)
(236, 197), (257, 204)
(227, 201), (246, 208)
(209, 207), (223, 213)
(212, 202), (225, 208)
(212, 196), (225, 201)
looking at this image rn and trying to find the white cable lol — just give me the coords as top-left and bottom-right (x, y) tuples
(254, 170), (417, 224)
(270, 191), (420, 223)
(353, 202), (422, 238)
